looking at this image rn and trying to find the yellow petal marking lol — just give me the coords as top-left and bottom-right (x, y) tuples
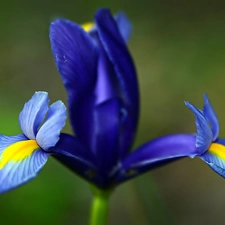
(208, 143), (225, 160)
(82, 22), (94, 32)
(0, 140), (40, 170)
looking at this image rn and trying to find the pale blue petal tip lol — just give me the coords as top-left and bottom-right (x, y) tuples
(114, 11), (132, 42)
(203, 93), (220, 141)
(185, 101), (213, 153)
(36, 100), (67, 150)
(19, 92), (49, 140)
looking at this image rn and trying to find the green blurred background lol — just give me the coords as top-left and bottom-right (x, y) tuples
(1, 0), (225, 224)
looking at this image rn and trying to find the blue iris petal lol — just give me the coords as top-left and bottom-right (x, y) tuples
(93, 99), (121, 174)
(185, 101), (213, 153)
(95, 47), (122, 104)
(0, 134), (27, 153)
(51, 133), (98, 183)
(199, 151), (225, 178)
(117, 134), (197, 183)
(0, 135), (49, 193)
(203, 94), (220, 141)
(0, 150), (48, 194)
(19, 92), (49, 140)
(36, 100), (66, 151)
(95, 8), (139, 127)
(114, 12), (132, 42)
(50, 19), (98, 135)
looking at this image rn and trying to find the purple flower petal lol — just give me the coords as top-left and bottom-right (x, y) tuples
(0, 134), (48, 193)
(203, 94), (220, 141)
(19, 92), (49, 140)
(50, 19), (98, 134)
(114, 12), (132, 42)
(50, 133), (98, 183)
(36, 101), (66, 150)
(117, 134), (198, 183)
(94, 47), (122, 104)
(95, 8), (139, 128)
(92, 99), (121, 174)
(199, 141), (225, 178)
(185, 101), (213, 152)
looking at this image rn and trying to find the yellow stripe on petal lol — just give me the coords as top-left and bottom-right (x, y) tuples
(82, 22), (94, 32)
(208, 143), (225, 160)
(0, 140), (40, 169)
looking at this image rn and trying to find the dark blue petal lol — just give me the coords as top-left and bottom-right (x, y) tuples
(19, 92), (49, 140)
(71, 96), (96, 151)
(50, 19), (98, 133)
(116, 134), (198, 184)
(119, 106), (136, 159)
(198, 142), (225, 178)
(50, 133), (98, 184)
(93, 99), (121, 174)
(114, 12), (132, 42)
(185, 101), (213, 152)
(36, 101), (66, 150)
(95, 8), (139, 127)
(94, 47), (122, 104)
(203, 94), (220, 141)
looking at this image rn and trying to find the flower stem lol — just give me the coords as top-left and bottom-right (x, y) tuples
(89, 186), (111, 225)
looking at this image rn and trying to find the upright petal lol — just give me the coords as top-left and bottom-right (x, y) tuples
(95, 8), (139, 126)
(199, 142), (225, 178)
(94, 47), (122, 104)
(93, 99), (121, 175)
(0, 135), (48, 193)
(36, 101), (66, 150)
(114, 12), (132, 42)
(19, 92), (49, 140)
(203, 94), (220, 141)
(50, 19), (98, 134)
(117, 134), (198, 184)
(185, 101), (213, 152)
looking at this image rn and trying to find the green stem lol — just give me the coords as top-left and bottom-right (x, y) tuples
(89, 186), (111, 225)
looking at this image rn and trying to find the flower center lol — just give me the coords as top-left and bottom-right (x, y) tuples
(0, 140), (40, 169)
(208, 143), (225, 160)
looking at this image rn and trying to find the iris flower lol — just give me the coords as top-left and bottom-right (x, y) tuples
(0, 92), (66, 193)
(185, 94), (225, 177)
(49, 8), (203, 190)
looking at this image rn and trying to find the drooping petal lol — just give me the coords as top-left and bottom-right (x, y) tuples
(185, 101), (213, 152)
(19, 92), (49, 140)
(50, 133), (98, 184)
(116, 134), (198, 184)
(95, 8), (139, 126)
(50, 19), (98, 134)
(36, 101), (66, 151)
(203, 94), (220, 141)
(114, 12), (132, 42)
(0, 135), (48, 193)
(198, 142), (225, 178)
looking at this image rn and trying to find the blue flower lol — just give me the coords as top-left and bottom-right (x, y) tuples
(0, 92), (66, 193)
(49, 8), (202, 189)
(185, 94), (225, 177)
